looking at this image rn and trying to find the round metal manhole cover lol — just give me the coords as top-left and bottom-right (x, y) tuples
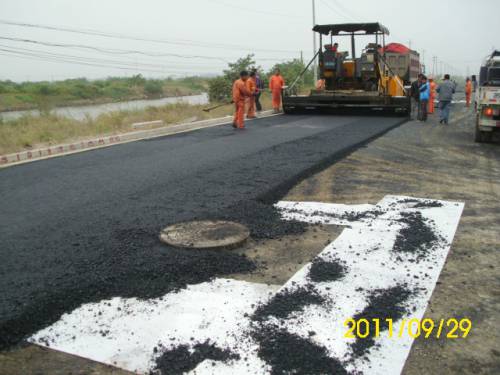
(159, 220), (250, 250)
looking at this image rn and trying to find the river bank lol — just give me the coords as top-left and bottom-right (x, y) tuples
(0, 93), (209, 121)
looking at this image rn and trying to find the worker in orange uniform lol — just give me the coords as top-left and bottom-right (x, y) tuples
(246, 70), (257, 119)
(465, 77), (472, 107)
(232, 70), (252, 129)
(428, 77), (436, 114)
(316, 77), (326, 90)
(269, 68), (285, 113)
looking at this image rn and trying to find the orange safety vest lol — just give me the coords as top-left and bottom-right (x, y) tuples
(269, 74), (285, 91)
(232, 79), (251, 103)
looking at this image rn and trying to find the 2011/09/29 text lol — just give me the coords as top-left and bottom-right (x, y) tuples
(344, 318), (472, 339)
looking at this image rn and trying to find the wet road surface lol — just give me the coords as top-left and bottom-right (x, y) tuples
(0, 113), (406, 349)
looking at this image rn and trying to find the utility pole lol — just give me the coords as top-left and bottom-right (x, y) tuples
(312, 0), (317, 84)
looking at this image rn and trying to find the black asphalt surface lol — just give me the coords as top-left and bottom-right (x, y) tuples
(0, 113), (406, 349)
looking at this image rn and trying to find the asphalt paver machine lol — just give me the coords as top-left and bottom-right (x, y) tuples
(283, 23), (410, 114)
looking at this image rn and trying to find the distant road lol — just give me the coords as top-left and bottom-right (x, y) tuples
(0, 113), (406, 349)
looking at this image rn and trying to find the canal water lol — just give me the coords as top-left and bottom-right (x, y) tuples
(0, 93), (209, 121)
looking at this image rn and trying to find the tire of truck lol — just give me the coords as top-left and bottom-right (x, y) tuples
(474, 115), (485, 143)
(474, 126), (484, 143)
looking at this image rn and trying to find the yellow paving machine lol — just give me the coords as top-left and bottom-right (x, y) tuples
(283, 23), (410, 115)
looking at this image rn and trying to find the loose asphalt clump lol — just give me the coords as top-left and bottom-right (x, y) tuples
(349, 285), (411, 358)
(252, 285), (325, 322)
(222, 200), (307, 239)
(413, 200), (443, 209)
(308, 257), (346, 282)
(283, 207), (385, 223)
(398, 198), (443, 209)
(392, 212), (440, 259)
(252, 325), (348, 375)
(151, 340), (240, 375)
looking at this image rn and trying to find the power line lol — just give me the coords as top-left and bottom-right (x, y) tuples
(319, 0), (357, 22)
(0, 51), (197, 75)
(0, 18), (297, 54)
(0, 36), (230, 62)
(0, 36), (296, 63)
(0, 46), (223, 73)
(207, 0), (303, 19)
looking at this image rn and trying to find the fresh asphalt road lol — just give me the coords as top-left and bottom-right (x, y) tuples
(0, 113), (406, 349)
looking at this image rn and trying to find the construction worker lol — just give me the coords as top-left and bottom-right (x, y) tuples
(428, 77), (436, 114)
(316, 77), (326, 90)
(232, 71), (252, 129)
(465, 77), (472, 107)
(269, 68), (285, 113)
(246, 71), (257, 119)
(418, 75), (430, 121)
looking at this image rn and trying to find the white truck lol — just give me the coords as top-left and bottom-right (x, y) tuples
(475, 50), (500, 142)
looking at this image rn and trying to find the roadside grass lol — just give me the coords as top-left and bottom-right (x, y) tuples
(0, 93), (272, 155)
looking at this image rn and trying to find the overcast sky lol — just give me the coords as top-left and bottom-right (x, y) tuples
(0, 0), (498, 82)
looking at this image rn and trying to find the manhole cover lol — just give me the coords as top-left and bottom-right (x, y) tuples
(160, 220), (250, 250)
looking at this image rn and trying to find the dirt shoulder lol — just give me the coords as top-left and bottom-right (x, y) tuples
(286, 105), (500, 374)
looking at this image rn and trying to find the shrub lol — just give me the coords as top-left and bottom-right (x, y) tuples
(144, 80), (164, 97)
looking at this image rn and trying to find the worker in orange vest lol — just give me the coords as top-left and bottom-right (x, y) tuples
(232, 71), (252, 129)
(246, 70), (257, 119)
(465, 77), (472, 107)
(428, 77), (436, 114)
(269, 68), (285, 113)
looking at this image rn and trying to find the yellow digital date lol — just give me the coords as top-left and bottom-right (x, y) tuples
(344, 318), (472, 339)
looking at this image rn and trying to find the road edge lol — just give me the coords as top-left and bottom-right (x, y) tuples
(0, 110), (278, 168)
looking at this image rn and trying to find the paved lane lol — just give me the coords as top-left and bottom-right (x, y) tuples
(0, 114), (406, 349)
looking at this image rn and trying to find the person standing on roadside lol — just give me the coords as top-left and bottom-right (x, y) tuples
(418, 76), (430, 121)
(436, 74), (455, 124)
(428, 77), (436, 114)
(410, 73), (423, 120)
(269, 68), (285, 113)
(232, 71), (252, 129)
(246, 71), (257, 119)
(465, 77), (472, 107)
(253, 69), (264, 112)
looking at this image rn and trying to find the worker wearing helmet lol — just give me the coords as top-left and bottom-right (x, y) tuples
(246, 71), (257, 119)
(269, 68), (285, 113)
(232, 71), (252, 129)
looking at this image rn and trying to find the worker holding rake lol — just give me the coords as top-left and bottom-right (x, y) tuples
(232, 70), (252, 129)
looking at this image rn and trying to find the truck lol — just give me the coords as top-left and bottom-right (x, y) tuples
(383, 43), (421, 85)
(474, 50), (500, 143)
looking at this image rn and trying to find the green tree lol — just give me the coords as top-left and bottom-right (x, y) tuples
(208, 54), (261, 102)
(208, 76), (232, 102)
